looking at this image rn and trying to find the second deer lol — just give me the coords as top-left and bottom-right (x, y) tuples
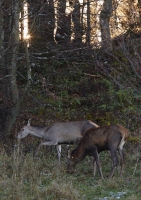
(67, 124), (130, 178)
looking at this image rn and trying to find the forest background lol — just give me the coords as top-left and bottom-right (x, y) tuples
(0, 0), (141, 199)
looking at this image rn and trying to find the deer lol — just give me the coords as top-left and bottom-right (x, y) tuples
(16, 119), (99, 163)
(66, 124), (130, 179)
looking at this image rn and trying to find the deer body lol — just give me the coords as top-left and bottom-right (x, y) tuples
(16, 120), (99, 162)
(67, 124), (129, 178)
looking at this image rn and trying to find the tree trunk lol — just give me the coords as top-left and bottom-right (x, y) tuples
(38, 0), (55, 42)
(86, 0), (90, 45)
(0, 0), (6, 133)
(100, 0), (113, 51)
(55, 0), (66, 44)
(138, 0), (141, 22)
(72, 0), (82, 44)
(5, 0), (20, 134)
(0, 0), (4, 81)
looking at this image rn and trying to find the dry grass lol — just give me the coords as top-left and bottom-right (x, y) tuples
(0, 143), (141, 200)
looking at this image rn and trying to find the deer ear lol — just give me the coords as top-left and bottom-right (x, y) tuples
(27, 118), (32, 126)
(68, 149), (71, 158)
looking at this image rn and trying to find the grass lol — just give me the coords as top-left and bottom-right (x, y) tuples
(0, 143), (141, 200)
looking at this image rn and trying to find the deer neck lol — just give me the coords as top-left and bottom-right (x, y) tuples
(29, 126), (45, 138)
(72, 144), (86, 163)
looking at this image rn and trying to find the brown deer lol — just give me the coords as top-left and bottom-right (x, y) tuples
(67, 124), (129, 178)
(16, 119), (99, 163)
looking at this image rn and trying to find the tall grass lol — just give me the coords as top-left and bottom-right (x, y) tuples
(0, 143), (140, 200)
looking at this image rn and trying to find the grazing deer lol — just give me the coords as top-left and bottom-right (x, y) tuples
(67, 124), (129, 178)
(16, 119), (99, 162)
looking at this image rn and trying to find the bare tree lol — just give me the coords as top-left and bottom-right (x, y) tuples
(38, 0), (55, 42)
(72, 0), (82, 44)
(0, 0), (20, 134)
(100, 0), (113, 51)
(55, 0), (71, 44)
(0, 0), (6, 132)
(138, 0), (141, 21)
(86, 0), (90, 45)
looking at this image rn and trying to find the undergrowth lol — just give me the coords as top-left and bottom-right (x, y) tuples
(0, 143), (141, 200)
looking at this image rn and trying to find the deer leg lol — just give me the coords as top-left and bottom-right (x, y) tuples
(91, 148), (103, 179)
(118, 149), (125, 177)
(90, 156), (96, 176)
(109, 150), (119, 178)
(56, 145), (61, 164)
(34, 141), (57, 156)
(93, 157), (97, 177)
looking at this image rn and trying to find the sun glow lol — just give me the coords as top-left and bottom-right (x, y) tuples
(19, 0), (30, 46)
(23, 1), (30, 40)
